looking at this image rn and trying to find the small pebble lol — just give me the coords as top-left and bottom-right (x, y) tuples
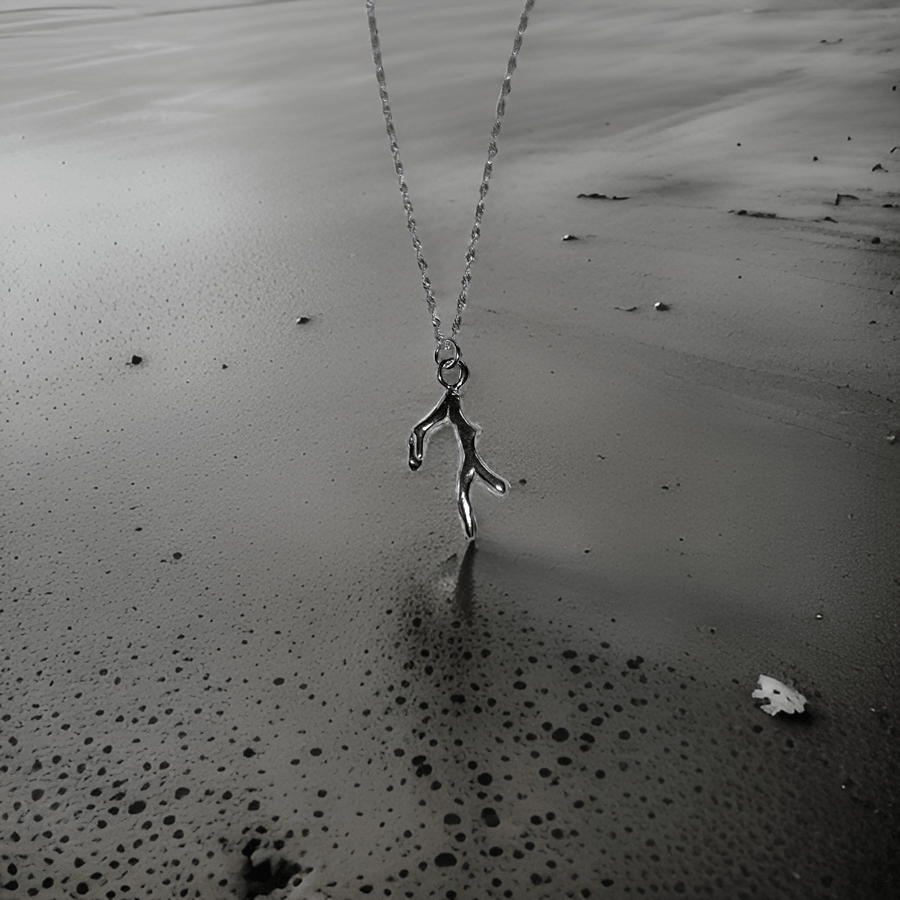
(654, 302), (669, 311)
(129, 355), (143, 365)
(296, 316), (311, 324)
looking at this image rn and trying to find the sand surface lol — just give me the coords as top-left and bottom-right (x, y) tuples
(2, 0), (899, 897)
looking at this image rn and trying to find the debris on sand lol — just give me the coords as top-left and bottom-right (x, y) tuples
(834, 193), (859, 206)
(240, 838), (304, 898)
(731, 209), (779, 219)
(577, 192), (630, 201)
(752, 675), (807, 716)
(872, 164), (887, 172)
(614, 305), (638, 312)
(128, 355), (143, 366)
(654, 302), (669, 311)
(562, 234), (580, 241)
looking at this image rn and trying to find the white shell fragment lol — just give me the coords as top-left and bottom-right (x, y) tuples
(752, 674), (808, 716)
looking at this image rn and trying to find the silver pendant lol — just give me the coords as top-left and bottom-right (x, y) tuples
(408, 346), (508, 539)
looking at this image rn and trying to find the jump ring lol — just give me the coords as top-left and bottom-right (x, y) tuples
(434, 338), (460, 369)
(437, 360), (469, 390)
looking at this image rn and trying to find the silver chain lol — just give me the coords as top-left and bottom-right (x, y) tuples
(366, 0), (536, 349)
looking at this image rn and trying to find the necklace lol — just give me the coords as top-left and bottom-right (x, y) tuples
(366, 0), (536, 539)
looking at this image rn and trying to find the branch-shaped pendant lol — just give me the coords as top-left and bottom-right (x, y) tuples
(408, 376), (508, 540)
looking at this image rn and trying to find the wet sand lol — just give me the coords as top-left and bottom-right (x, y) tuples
(2, 1), (899, 897)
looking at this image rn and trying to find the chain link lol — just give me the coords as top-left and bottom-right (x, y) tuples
(366, 0), (536, 348)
